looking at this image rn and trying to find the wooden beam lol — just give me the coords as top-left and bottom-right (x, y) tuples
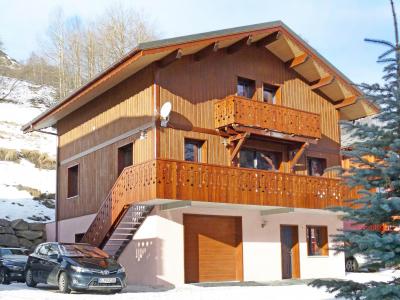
(194, 42), (219, 61)
(226, 36), (252, 54)
(232, 125), (318, 144)
(289, 142), (309, 172)
(311, 75), (335, 90)
(334, 95), (358, 109)
(256, 31), (282, 47)
(157, 49), (183, 68)
(228, 132), (248, 143)
(230, 132), (249, 161)
(287, 53), (309, 68)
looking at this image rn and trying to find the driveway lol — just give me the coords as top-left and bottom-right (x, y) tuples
(0, 270), (398, 300)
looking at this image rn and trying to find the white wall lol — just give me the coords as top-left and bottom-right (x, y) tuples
(57, 213), (96, 242)
(120, 206), (345, 286)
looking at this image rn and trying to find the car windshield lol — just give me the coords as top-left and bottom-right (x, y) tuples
(58, 244), (109, 258)
(1, 249), (26, 256)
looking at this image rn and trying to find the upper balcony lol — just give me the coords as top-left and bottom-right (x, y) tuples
(214, 95), (321, 139)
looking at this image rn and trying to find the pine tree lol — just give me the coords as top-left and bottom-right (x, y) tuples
(309, 1), (400, 299)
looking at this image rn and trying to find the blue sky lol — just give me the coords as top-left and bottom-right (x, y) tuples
(0, 0), (396, 84)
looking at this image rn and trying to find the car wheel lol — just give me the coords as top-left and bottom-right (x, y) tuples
(345, 258), (358, 272)
(0, 268), (10, 285)
(58, 272), (71, 294)
(25, 269), (37, 287)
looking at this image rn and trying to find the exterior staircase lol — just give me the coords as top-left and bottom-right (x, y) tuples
(81, 161), (157, 258)
(102, 204), (154, 258)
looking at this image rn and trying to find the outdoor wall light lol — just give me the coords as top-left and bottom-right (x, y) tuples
(139, 130), (147, 140)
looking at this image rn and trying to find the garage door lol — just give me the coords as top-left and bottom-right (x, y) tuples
(184, 214), (243, 283)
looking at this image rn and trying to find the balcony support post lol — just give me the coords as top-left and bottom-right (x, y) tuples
(230, 132), (249, 164)
(289, 142), (309, 172)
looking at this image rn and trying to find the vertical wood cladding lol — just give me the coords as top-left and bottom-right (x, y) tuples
(56, 44), (343, 220)
(156, 45), (340, 171)
(57, 66), (155, 220)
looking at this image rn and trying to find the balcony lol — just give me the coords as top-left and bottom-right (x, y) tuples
(214, 95), (321, 139)
(114, 159), (355, 210)
(84, 159), (355, 246)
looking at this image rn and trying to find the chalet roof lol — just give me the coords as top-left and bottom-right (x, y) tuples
(22, 21), (379, 133)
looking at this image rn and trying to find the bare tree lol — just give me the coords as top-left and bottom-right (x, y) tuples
(27, 3), (158, 100)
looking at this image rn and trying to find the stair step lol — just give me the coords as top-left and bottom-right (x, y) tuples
(110, 233), (134, 236)
(114, 227), (137, 231)
(120, 222), (141, 225)
(109, 238), (130, 241)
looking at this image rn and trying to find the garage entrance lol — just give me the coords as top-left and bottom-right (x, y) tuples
(184, 214), (243, 283)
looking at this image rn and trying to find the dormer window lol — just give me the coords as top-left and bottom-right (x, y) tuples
(237, 77), (255, 99)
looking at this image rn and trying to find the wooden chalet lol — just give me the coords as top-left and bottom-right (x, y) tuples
(24, 21), (378, 285)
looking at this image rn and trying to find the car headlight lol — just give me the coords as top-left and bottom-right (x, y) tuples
(71, 265), (92, 273)
(117, 266), (125, 274)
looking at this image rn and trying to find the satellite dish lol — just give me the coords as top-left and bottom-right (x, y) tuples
(160, 102), (172, 127)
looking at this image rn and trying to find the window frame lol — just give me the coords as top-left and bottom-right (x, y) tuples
(262, 83), (279, 104)
(306, 225), (329, 256)
(307, 157), (327, 177)
(117, 142), (134, 175)
(239, 147), (282, 171)
(67, 164), (79, 199)
(237, 76), (256, 99)
(184, 138), (206, 163)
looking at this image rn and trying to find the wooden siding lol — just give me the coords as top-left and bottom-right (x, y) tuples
(58, 130), (155, 220)
(57, 66), (156, 221)
(56, 44), (345, 221)
(58, 66), (154, 161)
(156, 45), (341, 168)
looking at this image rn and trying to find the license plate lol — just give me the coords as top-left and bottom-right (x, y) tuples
(98, 278), (117, 284)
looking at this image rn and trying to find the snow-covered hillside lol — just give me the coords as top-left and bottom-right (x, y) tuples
(0, 72), (57, 222)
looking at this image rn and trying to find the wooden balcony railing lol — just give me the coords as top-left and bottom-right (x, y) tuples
(155, 159), (355, 209)
(82, 159), (356, 246)
(214, 95), (321, 139)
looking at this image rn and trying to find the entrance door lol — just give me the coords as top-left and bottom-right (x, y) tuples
(280, 225), (300, 279)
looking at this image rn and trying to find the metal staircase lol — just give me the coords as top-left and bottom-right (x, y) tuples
(101, 204), (154, 258)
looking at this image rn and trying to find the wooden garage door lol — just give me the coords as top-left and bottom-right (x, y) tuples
(184, 214), (243, 283)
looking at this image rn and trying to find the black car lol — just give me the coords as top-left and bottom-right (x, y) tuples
(25, 242), (127, 293)
(0, 247), (29, 284)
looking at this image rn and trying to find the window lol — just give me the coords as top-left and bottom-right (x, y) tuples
(239, 149), (282, 171)
(118, 143), (133, 175)
(67, 165), (79, 198)
(184, 139), (205, 162)
(307, 157), (327, 176)
(306, 226), (328, 256)
(263, 84), (278, 104)
(237, 77), (255, 99)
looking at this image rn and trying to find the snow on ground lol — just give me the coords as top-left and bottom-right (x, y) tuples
(0, 270), (399, 300)
(0, 75), (56, 222)
(0, 76), (55, 109)
(0, 159), (55, 222)
(0, 186), (54, 222)
(0, 160), (55, 194)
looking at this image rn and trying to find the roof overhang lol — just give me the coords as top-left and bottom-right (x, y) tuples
(22, 21), (377, 133)
(339, 98), (380, 121)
